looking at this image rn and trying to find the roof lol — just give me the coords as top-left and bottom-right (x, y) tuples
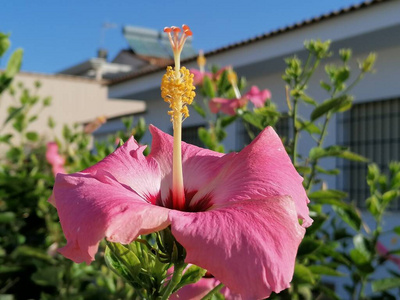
(108, 0), (392, 86)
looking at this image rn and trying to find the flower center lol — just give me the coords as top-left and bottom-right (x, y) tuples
(161, 25), (196, 211)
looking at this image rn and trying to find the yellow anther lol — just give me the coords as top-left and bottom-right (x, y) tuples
(161, 66), (195, 123)
(197, 50), (206, 70)
(227, 68), (238, 85)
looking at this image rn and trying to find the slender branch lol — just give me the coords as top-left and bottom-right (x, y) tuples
(306, 111), (332, 192)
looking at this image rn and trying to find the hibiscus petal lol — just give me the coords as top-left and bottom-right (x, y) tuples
(193, 126), (312, 227)
(84, 136), (161, 203)
(170, 196), (305, 300)
(53, 156), (170, 264)
(148, 126), (224, 207)
(171, 277), (240, 300)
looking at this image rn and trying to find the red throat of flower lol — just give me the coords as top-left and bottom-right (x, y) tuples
(161, 25), (196, 211)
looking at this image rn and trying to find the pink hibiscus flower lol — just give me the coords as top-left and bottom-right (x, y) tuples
(190, 68), (212, 86)
(245, 85), (272, 108)
(50, 125), (311, 299)
(46, 142), (66, 176)
(209, 97), (247, 116)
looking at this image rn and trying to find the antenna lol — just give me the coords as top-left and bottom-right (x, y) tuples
(99, 22), (117, 59)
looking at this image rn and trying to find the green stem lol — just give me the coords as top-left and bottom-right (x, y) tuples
(201, 283), (224, 300)
(292, 97), (299, 165)
(161, 261), (185, 300)
(306, 111), (332, 192)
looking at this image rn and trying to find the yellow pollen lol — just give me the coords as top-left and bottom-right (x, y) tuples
(161, 66), (196, 122)
(227, 68), (238, 85)
(197, 50), (206, 70)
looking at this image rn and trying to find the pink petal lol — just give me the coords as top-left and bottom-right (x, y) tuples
(245, 85), (271, 108)
(170, 196), (305, 299)
(209, 98), (237, 116)
(190, 69), (212, 86)
(193, 126), (312, 227)
(46, 142), (65, 168)
(52, 137), (170, 264)
(53, 171), (170, 264)
(171, 277), (240, 300)
(148, 126), (224, 208)
(84, 137), (161, 204)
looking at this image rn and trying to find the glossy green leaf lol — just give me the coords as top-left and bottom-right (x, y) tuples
(393, 226), (400, 235)
(320, 81), (331, 92)
(0, 212), (16, 223)
(104, 243), (141, 283)
(293, 264), (315, 284)
(192, 102), (206, 118)
(174, 265), (206, 292)
(308, 189), (347, 200)
(308, 265), (344, 277)
(333, 205), (362, 231)
(310, 95), (352, 121)
(26, 131), (39, 142)
(0, 33), (10, 56)
(5, 48), (23, 78)
(297, 237), (323, 257)
(202, 76), (215, 98)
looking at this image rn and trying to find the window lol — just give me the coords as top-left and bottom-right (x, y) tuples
(337, 98), (400, 209)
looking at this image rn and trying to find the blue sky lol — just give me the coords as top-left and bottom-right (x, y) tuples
(1, 0), (365, 74)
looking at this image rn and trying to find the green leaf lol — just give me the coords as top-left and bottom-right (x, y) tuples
(296, 119), (321, 134)
(174, 265), (206, 292)
(300, 93), (317, 106)
(350, 248), (374, 273)
(5, 48), (23, 78)
(333, 205), (362, 231)
(353, 234), (372, 261)
(382, 190), (399, 206)
(338, 150), (368, 162)
(293, 264), (315, 284)
(308, 265), (344, 277)
(371, 277), (400, 292)
(393, 226), (400, 235)
(309, 146), (368, 162)
(192, 102), (206, 118)
(104, 242), (141, 283)
(220, 115), (237, 127)
(241, 111), (264, 130)
(310, 95), (352, 121)
(315, 166), (340, 175)
(31, 266), (62, 287)
(26, 131), (39, 142)
(202, 76), (215, 98)
(0, 212), (16, 223)
(0, 33), (10, 56)
(0, 134), (13, 143)
(308, 189), (347, 200)
(3, 105), (25, 126)
(366, 195), (381, 218)
(297, 237), (323, 257)
(320, 81), (331, 92)
(11, 245), (54, 262)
